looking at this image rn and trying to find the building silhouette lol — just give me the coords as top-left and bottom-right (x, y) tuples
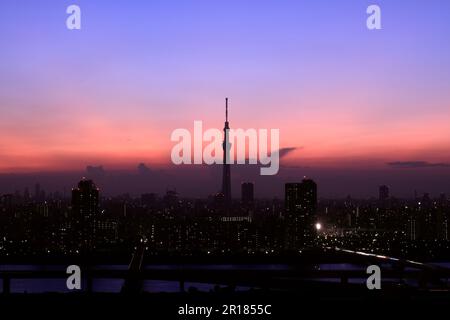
(285, 178), (317, 249)
(241, 182), (254, 205)
(72, 178), (99, 218)
(163, 189), (179, 212)
(379, 185), (389, 201)
(71, 178), (99, 251)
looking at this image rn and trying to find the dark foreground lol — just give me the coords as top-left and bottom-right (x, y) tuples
(1, 284), (449, 319)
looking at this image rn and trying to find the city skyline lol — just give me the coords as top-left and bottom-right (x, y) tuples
(2, 1), (450, 312)
(0, 170), (447, 201)
(2, 174), (449, 259)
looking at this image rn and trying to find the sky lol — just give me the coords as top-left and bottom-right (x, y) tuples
(1, 0), (450, 197)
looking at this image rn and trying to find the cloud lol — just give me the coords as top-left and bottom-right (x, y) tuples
(387, 161), (450, 168)
(278, 147), (300, 159)
(86, 165), (105, 176)
(137, 163), (152, 175)
(243, 146), (300, 163)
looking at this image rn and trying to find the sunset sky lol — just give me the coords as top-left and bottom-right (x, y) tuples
(1, 1), (450, 196)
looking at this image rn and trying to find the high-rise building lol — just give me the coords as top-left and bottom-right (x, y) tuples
(141, 193), (157, 207)
(285, 178), (317, 249)
(0, 194), (13, 214)
(163, 189), (179, 212)
(34, 183), (41, 201)
(241, 182), (254, 205)
(71, 178), (99, 251)
(379, 185), (389, 201)
(407, 218), (417, 241)
(221, 98), (232, 210)
(439, 193), (447, 206)
(72, 178), (99, 218)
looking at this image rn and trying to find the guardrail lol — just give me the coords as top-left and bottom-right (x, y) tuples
(1, 266), (449, 294)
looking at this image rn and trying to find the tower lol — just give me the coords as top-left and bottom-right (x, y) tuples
(222, 98), (232, 210)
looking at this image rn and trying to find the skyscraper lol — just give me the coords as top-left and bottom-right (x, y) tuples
(285, 178), (317, 249)
(72, 178), (99, 218)
(71, 178), (99, 251)
(34, 183), (41, 201)
(222, 98), (232, 210)
(241, 182), (254, 205)
(379, 185), (389, 201)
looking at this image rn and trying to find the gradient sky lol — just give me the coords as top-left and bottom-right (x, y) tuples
(1, 1), (450, 196)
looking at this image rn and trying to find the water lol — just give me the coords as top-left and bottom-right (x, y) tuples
(1, 263), (448, 293)
(0, 264), (264, 293)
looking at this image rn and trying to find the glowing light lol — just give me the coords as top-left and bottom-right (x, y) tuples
(315, 223), (322, 231)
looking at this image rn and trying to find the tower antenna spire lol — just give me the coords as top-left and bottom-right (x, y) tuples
(225, 97), (228, 122)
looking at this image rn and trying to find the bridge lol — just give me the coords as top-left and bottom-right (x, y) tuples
(1, 247), (449, 294)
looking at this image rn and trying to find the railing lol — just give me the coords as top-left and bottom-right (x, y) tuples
(1, 266), (449, 294)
